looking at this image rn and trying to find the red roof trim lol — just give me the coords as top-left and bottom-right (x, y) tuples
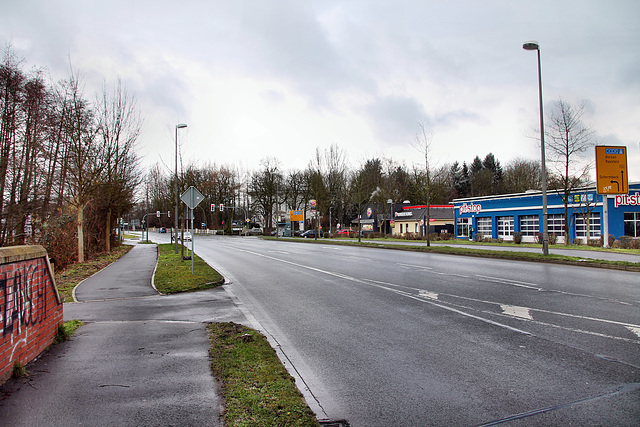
(402, 205), (454, 210)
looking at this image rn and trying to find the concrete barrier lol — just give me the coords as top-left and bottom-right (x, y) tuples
(0, 245), (63, 383)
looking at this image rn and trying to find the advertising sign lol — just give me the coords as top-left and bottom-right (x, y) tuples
(595, 146), (628, 195)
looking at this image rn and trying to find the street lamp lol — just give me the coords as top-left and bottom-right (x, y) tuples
(175, 123), (187, 254)
(523, 41), (549, 255)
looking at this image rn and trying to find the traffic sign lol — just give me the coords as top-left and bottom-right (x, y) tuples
(595, 146), (628, 195)
(180, 186), (205, 209)
(290, 210), (304, 221)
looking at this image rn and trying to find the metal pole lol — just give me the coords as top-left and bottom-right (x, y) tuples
(524, 42), (549, 255)
(174, 124), (187, 253)
(191, 208), (195, 274)
(174, 126), (179, 253)
(536, 48), (549, 256)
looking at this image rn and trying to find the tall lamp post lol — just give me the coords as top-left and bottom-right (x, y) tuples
(174, 123), (187, 253)
(523, 41), (549, 255)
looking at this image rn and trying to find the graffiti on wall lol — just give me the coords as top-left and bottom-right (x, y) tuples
(1, 260), (49, 338)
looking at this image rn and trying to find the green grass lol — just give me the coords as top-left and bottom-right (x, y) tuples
(55, 245), (133, 302)
(208, 322), (319, 427)
(55, 319), (84, 343)
(153, 243), (223, 293)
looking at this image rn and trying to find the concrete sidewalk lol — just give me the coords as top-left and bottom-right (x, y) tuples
(0, 243), (247, 426)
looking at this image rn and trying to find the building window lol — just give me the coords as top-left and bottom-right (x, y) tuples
(547, 214), (565, 236)
(400, 223), (403, 234)
(476, 217), (492, 237)
(519, 215), (539, 236)
(456, 218), (471, 238)
(497, 216), (514, 237)
(415, 223), (419, 233)
(624, 212), (640, 237)
(575, 213), (601, 239)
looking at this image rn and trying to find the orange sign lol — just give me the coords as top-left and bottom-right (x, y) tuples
(595, 146), (628, 195)
(290, 210), (304, 221)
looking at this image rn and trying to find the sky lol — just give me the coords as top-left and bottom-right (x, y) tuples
(2, 0), (640, 181)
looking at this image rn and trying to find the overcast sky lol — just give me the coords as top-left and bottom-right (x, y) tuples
(3, 1), (639, 181)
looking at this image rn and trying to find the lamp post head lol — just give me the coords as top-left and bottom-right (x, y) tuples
(523, 41), (539, 51)
(176, 123), (187, 129)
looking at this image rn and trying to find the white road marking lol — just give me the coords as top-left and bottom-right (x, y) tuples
(419, 290), (439, 300)
(476, 275), (542, 290)
(398, 263), (433, 270)
(500, 304), (533, 320)
(626, 326), (640, 339)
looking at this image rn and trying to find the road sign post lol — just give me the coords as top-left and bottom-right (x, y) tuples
(595, 146), (629, 248)
(180, 186), (205, 274)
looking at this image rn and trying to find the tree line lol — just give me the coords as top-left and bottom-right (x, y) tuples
(139, 148), (551, 233)
(0, 46), (141, 268)
(141, 97), (593, 236)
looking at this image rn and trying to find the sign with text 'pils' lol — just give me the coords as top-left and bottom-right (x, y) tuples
(595, 146), (628, 195)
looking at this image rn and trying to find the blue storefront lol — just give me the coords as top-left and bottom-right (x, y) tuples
(453, 183), (640, 244)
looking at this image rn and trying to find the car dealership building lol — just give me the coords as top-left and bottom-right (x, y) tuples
(453, 182), (640, 244)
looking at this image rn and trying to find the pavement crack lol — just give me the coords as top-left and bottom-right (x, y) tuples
(477, 382), (640, 426)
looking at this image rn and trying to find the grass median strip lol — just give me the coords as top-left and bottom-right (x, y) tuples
(153, 243), (223, 293)
(208, 322), (320, 427)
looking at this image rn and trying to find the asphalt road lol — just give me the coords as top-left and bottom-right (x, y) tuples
(191, 234), (639, 426)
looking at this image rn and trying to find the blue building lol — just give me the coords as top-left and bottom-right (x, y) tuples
(453, 182), (640, 244)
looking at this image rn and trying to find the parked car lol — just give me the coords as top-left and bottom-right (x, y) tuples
(246, 227), (262, 235)
(337, 228), (355, 237)
(159, 227), (167, 233)
(300, 229), (323, 238)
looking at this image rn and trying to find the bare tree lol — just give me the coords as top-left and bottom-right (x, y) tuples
(249, 157), (283, 230)
(62, 69), (105, 262)
(502, 158), (541, 194)
(96, 78), (141, 251)
(412, 122), (432, 246)
(545, 99), (594, 243)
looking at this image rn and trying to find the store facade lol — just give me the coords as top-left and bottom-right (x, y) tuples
(453, 183), (640, 243)
(392, 205), (454, 237)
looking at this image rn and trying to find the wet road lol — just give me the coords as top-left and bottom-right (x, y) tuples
(194, 235), (639, 426)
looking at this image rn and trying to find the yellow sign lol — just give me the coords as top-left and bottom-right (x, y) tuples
(290, 210), (304, 221)
(595, 146), (628, 195)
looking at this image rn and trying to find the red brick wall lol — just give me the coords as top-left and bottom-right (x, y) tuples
(0, 246), (63, 384)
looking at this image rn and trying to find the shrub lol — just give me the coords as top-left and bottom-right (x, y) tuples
(588, 238), (602, 247)
(513, 232), (523, 244)
(473, 233), (484, 242)
(437, 232), (453, 241)
(619, 236), (640, 249)
(39, 213), (77, 270)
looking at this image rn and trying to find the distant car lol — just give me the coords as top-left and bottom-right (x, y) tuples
(246, 227), (262, 235)
(159, 227), (167, 233)
(300, 229), (323, 238)
(337, 228), (355, 237)
(172, 232), (192, 242)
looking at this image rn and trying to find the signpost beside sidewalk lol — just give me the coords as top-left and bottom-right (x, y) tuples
(181, 186), (205, 274)
(595, 146), (629, 248)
